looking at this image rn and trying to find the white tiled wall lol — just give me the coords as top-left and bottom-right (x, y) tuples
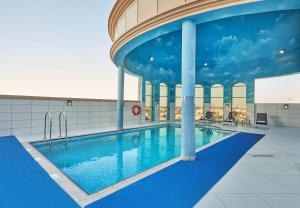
(256, 103), (300, 128)
(0, 98), (144, 137)
(203, 102), (300, 128)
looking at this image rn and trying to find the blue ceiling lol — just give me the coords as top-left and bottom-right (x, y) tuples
(114, 0), (300, 87)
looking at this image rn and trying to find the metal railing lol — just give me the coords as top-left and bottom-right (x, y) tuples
(44, 112), (52, 143)
(59, 112), (68, 141)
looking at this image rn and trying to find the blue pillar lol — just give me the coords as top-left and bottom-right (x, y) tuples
(140, 77), (146, 122)
(153, 81), (160, 121)
(204, 85), (211, 104)
(140, 77), (146, 103)
(224, 84), (232, 104)
(116, 66), (125, 129)
(204, 85), (211, 114)
(168, 84), (176, 121)
(181, 20), (196, 160)
(246, 80), (255, 104)
(224, 83), (232, 118)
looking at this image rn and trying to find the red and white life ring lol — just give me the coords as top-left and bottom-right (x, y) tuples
(132, 105), (141, 116)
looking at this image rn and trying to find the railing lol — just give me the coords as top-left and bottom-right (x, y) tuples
(44, 112), (52, 143)
(59, 112), (68, 141)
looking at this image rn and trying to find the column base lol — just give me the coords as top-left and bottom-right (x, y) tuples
(181, 156), (196, 161)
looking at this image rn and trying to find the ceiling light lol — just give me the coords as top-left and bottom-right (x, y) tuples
(204, 62), (208, 67)
(149, 56), (154, 61)
(279, 49), (285, 55)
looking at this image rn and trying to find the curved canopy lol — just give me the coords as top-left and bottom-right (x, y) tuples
(114, 0), (300, 86)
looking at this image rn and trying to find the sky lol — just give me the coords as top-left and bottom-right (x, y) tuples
(255, 73), (300, 103)
(0, 0), (139, 100)
(0, 0), (299, 103)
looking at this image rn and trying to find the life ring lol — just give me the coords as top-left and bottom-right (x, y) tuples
(132, 105), (141, 116)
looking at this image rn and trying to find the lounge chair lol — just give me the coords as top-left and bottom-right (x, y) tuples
(199, 111), (213, 123)
(255, 113), (268, 129)
(224, 112), (237, 125)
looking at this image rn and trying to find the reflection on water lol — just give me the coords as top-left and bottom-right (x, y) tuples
(34, 125), (230, 194)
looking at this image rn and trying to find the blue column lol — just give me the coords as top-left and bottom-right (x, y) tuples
(116, 66), (125, 129)
(140, 77), (146, 122)
(203, 85), (211, 114)
(204, 85), (211, 104)
(224, 84), (232, 104)
(246, 80), (255, 104)
(153, 81), (160, 121)
(181, 20), (196, 160)
(140, 77), (146, 103)
(168, 84), (176, 121)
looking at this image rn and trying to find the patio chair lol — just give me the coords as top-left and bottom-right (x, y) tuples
(255, 113), (268, 129)
(224, 112), (237, 125)
(199, 111), (213, 123)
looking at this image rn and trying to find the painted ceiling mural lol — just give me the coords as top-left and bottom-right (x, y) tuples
(124, 9), (300, 86)
(113, 0), (300, 102)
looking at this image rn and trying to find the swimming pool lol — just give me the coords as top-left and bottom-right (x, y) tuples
(33, 125), (232, 194)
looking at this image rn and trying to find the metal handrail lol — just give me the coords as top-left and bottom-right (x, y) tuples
(44, 112), (52, 142)
(59, 112), (68, 141)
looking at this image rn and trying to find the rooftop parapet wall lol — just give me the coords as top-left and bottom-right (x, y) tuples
(0, 95), (143, 139)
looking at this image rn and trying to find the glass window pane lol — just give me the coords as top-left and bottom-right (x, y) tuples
(145, 107), (152, 121)
(160, 107), (167, 120)
(232, 98), (246, 109)
(146, 96), (152, 107)
(211, 98), (223, 108)
(176, 97), (182, 107)
(176, 85), (182, 97)
(195, 86), (203, 97)
(160, 83), (168, 96)
(233, 84), (246, 97)
(195, 97), (203, 107)
(211, 86), (224, 97)
(160, 97), (168, 107)
(175, 107), (181, 120)
(146, 81), (152, 96)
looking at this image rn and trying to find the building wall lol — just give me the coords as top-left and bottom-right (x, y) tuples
(0, 97), (144, 138)
(203, 102), (300, 128)
(256, 103), (300, 128)
(0, 97), (299, 139)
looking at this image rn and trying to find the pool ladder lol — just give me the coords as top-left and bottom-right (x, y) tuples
(44, 112), (68, 145)
(59, 112), (68, 142)
(44, 112), (53, 143)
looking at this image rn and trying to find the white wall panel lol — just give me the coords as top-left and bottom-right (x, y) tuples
(0, 98), (144, 138)
(138, 0), (158, 23)
(158, 0), (185, 13)
(126, 0), (138, 30)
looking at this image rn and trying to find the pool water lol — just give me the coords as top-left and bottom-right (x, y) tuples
(33, 125), (231, 194)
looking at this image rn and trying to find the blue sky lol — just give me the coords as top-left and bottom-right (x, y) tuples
(0, 0), (299, 103)
(0, 0), (139, 100)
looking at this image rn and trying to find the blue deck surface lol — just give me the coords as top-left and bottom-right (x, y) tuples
(86, 132), (264, 208)
(0, 136), (80, 208)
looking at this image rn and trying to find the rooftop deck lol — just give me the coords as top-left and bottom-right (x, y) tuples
(1, 124), (299, 207)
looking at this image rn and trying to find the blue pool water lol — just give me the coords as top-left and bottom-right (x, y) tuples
(33, 125), (232, 194)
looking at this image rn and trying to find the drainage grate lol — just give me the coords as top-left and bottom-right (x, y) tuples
(249, 154), (274, 157)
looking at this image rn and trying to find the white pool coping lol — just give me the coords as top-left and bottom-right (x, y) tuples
(23, 122), (238, 207)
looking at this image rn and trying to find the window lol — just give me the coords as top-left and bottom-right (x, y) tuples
(195, 85), (204, 120)
(145, 81), (152, 121)
(160, 83), (168, 121)
(175, 84), (182, 120)
(211, 84), (224, 121)
(232, 83), (247, 123)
